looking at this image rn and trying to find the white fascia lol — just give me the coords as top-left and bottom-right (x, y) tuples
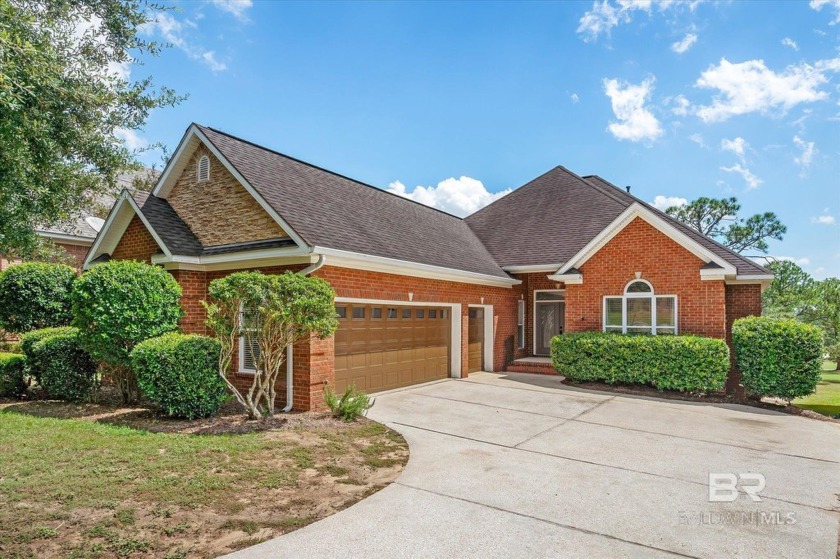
(83, 190), (172, 269)
(502, 263), (565, 274)
(152, 124), (310, 252)
(553, 203), (737, 280)
(152, 246), (312, 271)
(314, 246), (520, 288)
(35, 231), (95, 246)
(547, 272), (583, 284)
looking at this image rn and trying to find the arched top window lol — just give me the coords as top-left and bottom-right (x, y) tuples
(625, 279), (653, 294)
(197, 155), (210, 183)
(604, 279), (677, 335)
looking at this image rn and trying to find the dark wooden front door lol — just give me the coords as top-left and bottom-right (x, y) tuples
(535, 301), (564, 355)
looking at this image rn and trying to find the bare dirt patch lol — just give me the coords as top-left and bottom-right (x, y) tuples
(0, 390), (408, 558)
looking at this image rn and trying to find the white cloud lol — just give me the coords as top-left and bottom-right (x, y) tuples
(671, 94), (690, 116)
(810, 0), (840, 24)
(577, 0), (700, 42)
(694, 57), (840, 122)
(114, 128), (147, 151)
(671, 33), (697, 53)
(602, 76), (663, 142)
(720, 163), (762, 190)
(571, 93), (580, 103)
(688, 132), (706, 148)
(793, 135), (816, 172)
(141, 13), (227, 72)
(721, 137), (749, 162)
(386, 177), (511, 217)
(210, 0), (253, 21)
(652, 195), (688, 211)
(811, 209), (835, 224)
(781, 37), (799, 51)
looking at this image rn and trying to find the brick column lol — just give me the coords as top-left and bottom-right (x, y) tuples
(168, 269), (208, 334)
(725, 284), (762, 394)
(291, 334), (335, 411)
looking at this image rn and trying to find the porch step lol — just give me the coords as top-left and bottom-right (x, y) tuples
(506, 358), (558, 375)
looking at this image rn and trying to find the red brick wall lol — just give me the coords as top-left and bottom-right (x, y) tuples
(725, 283), (763, 391)
(111, 216), (162, 263)
(565, 217), (727, 339)
(55, 242), (90, 270)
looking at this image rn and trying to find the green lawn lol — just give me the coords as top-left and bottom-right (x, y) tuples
(0, 404), (407, 558)
(793, 361), (840, 418)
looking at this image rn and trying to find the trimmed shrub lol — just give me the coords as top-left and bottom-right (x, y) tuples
(72, 260), (183, 403)
(732, 317), (823, 401)
(551, 332), (730, 392)
(0, 263), (76, 333)
(0, 353), (27, 398)
(20, 326), (79, 383)
(131, 333), (227, 419)
(324, 386), (374, 421)
(29, 328), (98, 402)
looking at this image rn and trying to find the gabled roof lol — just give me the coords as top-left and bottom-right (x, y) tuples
(133, 192), (203, 256)
(582, 175), (771, 277)
(464, 166), (628, 268)
(184, 125), (512, 280)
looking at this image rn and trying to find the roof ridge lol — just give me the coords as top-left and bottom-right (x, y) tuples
(199, 124), (468, 222)
(585, 174), (771, 274)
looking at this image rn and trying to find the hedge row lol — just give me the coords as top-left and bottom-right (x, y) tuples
(551, 332), (729, 392)
(0, 353), (27, 398)
(21, 327), (98, 402)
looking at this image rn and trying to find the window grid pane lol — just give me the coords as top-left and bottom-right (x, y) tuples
(605, 298), (623, 327)
(626, 298), (652, 328)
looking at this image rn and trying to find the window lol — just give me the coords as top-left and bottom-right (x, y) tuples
(440, 309), (447, 319)
(416, 309), (424, 319)
(429, 309), (437, 319)
(352, 306), (365, 319)
(402, 308), (412, 319)
(517, 300), (525, 349)
(335, 306), (347, 319)
(387, 307), (397, 319)
(603, 280), (677, 335)
(239, 304), (259, 373)
(371, 307), (382, 319)
(197, 155), (210, 182)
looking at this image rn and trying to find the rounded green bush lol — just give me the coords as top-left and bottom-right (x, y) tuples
(20, 326), (79, 383)
(551, 332), (730, 392)
(29, 328), (98, 402)
(0, 263), (76, 333)
(0, 352), (27, 398)
(71, 260), (183, 368)
(732, 317), (823, 401)
(131, 333), (228, 419)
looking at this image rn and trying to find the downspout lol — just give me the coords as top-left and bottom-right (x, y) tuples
(282, 254), (326, 412)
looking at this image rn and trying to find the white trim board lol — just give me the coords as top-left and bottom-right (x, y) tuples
(152, 124), (309, 251)
(83, 190), (171, 269)
(315, 246), (520, 288)
(554, 203), (737, 279)
(335, 297), (463, 379)
(468, 304), (494, 372)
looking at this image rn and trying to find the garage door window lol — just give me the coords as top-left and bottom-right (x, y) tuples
(352, 306), (365, 319)
(416, 309), (424, 318)
(335, 305), (347, 319)
(371, 307), (382, 319)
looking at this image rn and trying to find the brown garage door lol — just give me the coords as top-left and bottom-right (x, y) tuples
(334, 303), (451, 393)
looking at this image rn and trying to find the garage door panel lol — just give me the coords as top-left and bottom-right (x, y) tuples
(335, 303), (451, 394)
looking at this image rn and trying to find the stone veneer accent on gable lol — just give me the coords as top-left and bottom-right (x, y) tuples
(165, 144), (287, 246)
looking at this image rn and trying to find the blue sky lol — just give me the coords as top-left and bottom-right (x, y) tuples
(129, 0), (839, 277)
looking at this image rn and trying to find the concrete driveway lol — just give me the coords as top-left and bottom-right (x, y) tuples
(227, 372), (840, 559)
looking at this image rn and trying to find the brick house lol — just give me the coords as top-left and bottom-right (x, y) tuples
(85, 123), (771, 410)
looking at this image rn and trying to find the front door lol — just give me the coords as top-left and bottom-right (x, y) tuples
(535, 291), (565, 355)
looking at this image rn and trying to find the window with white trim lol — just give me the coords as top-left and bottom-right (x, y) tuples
(239, 304), (260, 372)
(603, 280), (677, 335)
(197, 155), (210, 183)
(517, 300), (525, 349)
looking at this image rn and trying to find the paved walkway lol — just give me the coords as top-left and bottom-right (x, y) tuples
(226, 372), (840, 559)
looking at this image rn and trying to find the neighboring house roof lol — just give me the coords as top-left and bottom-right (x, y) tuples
(464, 166), (628, 268)
(192, 125), (511, 280)
(582, 175), (771, 276)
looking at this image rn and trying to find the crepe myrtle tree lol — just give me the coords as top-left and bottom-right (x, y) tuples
(204, 271), (339, 419)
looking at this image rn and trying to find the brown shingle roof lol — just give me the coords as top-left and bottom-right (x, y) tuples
(195, 125), (512, 279)
(582, 175), (771, 276)
(464, 166), (628, 268)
